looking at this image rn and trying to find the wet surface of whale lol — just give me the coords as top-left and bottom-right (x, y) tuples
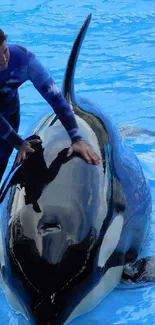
(0, 14), (152, 325)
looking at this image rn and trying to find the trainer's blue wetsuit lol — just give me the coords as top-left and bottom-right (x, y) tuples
(0, 44), (83, 169)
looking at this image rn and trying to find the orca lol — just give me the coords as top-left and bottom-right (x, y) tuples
(0, 13), (152, 325)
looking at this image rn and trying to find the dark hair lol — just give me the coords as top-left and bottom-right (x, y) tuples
(0, 29), (7, 45)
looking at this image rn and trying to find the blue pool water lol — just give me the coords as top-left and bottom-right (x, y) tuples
(0, 0), (155, 324)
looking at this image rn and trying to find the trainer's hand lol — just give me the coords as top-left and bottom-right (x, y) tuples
(67, 140), (100, 165)
(16, 139), (41, 165)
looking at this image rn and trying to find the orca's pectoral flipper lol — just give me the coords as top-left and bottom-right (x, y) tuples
(122, 257), (155, 282)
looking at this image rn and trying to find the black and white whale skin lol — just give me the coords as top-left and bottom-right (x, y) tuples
(0, 14), (152, 325)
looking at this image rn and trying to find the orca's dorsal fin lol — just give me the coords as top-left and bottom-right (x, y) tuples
(62, 14), (92, 107)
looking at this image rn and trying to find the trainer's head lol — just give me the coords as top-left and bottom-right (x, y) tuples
(0, 29), (10, 71)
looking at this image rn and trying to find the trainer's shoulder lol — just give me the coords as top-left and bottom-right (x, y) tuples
(8, 43), (34, 65)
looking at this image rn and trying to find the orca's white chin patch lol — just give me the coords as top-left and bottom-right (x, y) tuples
(65, 265), (123, 324)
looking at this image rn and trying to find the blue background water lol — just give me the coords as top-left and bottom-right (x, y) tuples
(0, 0), (155, 324)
